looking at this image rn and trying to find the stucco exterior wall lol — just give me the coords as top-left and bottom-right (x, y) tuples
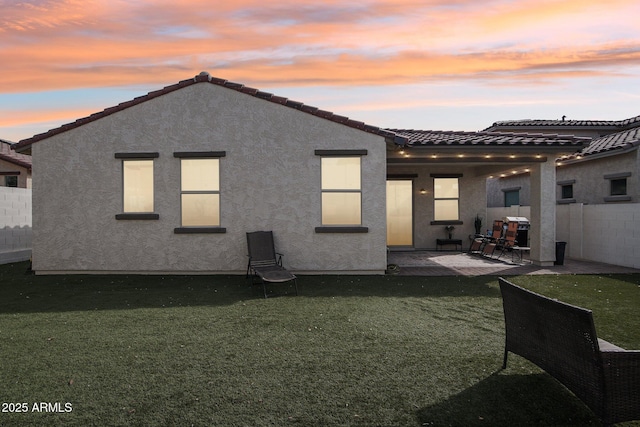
(488, 150), (638, 207)
(486, 174), (531, 207)
(32, 83), (387, 274)
(556, 150), (638, 204)
(387, 165), (487, 250)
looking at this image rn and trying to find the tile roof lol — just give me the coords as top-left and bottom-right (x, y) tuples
(15, 72), (401, 151)
(485, 114), (640, 131)
(386, 129), (589, 149)
(1, 139), (32, 169)
(565, 127), (640, 160)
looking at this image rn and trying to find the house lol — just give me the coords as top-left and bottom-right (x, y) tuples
(1, 138), (32, 188)
(484, 115), (640, 206)
(14, 72), (586, 274)
(1, 138), (32, 264)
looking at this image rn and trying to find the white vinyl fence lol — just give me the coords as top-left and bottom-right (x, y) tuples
(0, 187), (32, 264)
(488, 203), (640, 270)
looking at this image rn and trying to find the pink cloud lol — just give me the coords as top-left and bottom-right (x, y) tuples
(1, 0), (638, 96)
(0, 106), (93, 128)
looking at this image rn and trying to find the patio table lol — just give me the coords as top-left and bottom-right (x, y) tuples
(436, 238), (462, 251)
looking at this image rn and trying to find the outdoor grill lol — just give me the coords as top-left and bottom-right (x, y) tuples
(503, 216), (530, 247)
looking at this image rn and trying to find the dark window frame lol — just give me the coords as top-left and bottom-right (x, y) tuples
(610, 178), (627, 196)
(603, 172), (631, 202)
(561, 184), (574, 199)
(431, 174), (462, 223)
(4, 175), (19, 187)
(314, 149), (369, 234)
(115, 152), (159, 220)
(502, 187), (521, 207)
(173, 151), (227, 234)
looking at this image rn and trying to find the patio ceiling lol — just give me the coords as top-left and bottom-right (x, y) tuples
(386, 129), (590, 177)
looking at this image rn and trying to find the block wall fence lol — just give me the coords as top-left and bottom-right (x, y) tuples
(488, 203), (640, 270)
(0, 187), (32, 264)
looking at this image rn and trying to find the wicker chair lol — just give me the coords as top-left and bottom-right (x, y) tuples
(246, 231), (298, 298)
(499, 277), (640, 425)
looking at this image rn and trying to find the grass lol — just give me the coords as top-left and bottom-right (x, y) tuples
(0, 261), (639, 426)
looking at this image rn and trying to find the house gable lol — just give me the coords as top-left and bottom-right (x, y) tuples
(15, 72), (401, 154)
(28, 76), (389, 274)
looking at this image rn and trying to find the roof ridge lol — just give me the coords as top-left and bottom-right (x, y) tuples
(15, 72), (398, 151)
(485, 114), (640, 131)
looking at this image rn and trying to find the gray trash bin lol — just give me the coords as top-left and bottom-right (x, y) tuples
(555, 241), (567, 265)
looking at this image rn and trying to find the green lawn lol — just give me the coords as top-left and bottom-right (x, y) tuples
(1, 261), (639, 426)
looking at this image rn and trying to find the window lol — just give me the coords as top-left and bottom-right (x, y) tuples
(180, 158), (220, 226)
(123, 160), (154, 212)
(604, 172), (631, 202)
(610, 178), (627, 196)
(433, 177), (459, 221)
(504, 190), (520, 207)
(173, 151), (226, 233)
(321, 157), (361, 225)
(557, 179), (576, 204)
(501, 186), (521, 207)
(4, 175), (18, 187)
(314, 149), (368, 233)
(115, 152), (159, 220)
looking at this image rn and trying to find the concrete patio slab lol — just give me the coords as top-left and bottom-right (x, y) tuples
(387, 251), (640, 276)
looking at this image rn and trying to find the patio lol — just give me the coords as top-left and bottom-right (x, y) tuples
(387, 250), (640, 276)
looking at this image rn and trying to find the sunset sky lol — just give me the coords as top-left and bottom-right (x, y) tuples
(1, 0), (639, 142)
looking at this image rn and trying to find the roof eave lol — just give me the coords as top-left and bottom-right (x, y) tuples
(0, 153), (32, 170)
(404, 143), (586, 153)
(560, 141), (639, 165)
(13, 72), (397, 152)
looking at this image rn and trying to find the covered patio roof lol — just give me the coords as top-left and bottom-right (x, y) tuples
(385, 129), (589, 177)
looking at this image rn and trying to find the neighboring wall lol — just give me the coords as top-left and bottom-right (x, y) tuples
(555, 151), (637, 204)
(488, 150), (638, 207)
(0, 157), (31, 189)
(0, 187), (32, 264)
(487, 174), (531, 207)
(488, 203), (640, 269)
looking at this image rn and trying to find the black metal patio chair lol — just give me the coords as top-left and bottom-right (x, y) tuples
(246, 231), (298, 298)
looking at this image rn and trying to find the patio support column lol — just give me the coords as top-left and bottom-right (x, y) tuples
(529, 159), (556, 266)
